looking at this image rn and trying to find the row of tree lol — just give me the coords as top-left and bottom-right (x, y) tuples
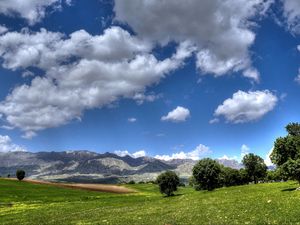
(157, 153), (268, 196)
(157, 122), (300, 196)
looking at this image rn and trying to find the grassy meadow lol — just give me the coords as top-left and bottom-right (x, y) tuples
(1, 179), (300, 225)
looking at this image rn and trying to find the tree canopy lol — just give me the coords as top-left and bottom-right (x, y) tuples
(156, 171), (180, 196)
(271, 123), (300, 183)
(192, 158), (222, 191)
(242, 153), (267, 184)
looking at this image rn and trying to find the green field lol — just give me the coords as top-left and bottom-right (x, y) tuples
(1, 179), (300, 225)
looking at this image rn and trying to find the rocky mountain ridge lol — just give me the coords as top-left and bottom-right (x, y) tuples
(0, 150), (243, 183)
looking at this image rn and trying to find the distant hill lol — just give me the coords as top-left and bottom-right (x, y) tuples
(0, 151), (243, 183)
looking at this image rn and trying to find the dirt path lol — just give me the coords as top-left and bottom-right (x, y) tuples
(21, 179), (136, 194)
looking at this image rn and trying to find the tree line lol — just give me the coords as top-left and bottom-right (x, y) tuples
(157, 122), (300, 196)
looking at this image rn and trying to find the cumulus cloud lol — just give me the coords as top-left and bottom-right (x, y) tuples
(132, 92), (162, 105)
(0, 25), (8, 34)
(128, 118), (137, 123)
(161, 106), (190, 122)
(0, 27), (194, 137)
(241, 144), (250, 158)
(281, 0), (300, 34)
(0, 0), (71, 25)
(213, 90), (278, 123)
(264, 148), (274, 166)
(115, 0), (272, 80)
(0, 135), (26, 152)
(114, 150), (146, 158)
(155, 144), (211, 161)
(218, 155), (239, 161)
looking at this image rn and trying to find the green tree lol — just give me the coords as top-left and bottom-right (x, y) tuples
(221, 167), (242, 187)
(280, 159), (300, 184)
(16, 170), (25, 181)
(271, 123), (300, 166)
(192, 158), (222, 191)
(242, 153), (267, 184)
(271, 123), (300, 183)
(156, 171), (180, 196)
(266, 169), (282, 182)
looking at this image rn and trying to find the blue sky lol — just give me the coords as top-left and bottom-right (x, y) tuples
(0, 0), (300, 164)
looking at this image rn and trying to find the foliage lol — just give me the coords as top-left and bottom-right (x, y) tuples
(242, 153), (267, 183)
(266, 169), (282, 182)
(271, 122), (300, 183)
(156, 171), (180, 196)
(16, 170), (26, 181)
(280, 159), (300, 183)
(128, 180), (135, 184)
(192, 158), (222, 191)
(220, 167), (243, 187)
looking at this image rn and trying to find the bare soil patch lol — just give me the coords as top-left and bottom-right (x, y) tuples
(21, 179), (135, 194)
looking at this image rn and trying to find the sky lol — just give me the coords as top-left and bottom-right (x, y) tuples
(0, 0), (300, 164)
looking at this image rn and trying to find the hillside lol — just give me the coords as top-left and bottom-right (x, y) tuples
(0, 151), (242, 183)
(1, 179), (300, 225)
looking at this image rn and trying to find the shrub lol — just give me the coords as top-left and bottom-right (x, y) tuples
(192, 158), (222, 191)
(16, 170), (25, 181)
(156, 171), (180, 196)
(128, 180), (135, 184)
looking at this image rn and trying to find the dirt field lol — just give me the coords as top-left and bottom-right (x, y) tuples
(20, 179), (135, 193)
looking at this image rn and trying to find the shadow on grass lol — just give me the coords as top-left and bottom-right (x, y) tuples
(163, 193), (184, 198)
(281, 188), (297, 192)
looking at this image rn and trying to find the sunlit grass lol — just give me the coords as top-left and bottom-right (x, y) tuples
(1, 179), (300, 224)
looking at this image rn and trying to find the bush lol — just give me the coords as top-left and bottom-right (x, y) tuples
(156, 171), (180, 196)
(192, 158), (222, 191)
(128, 180), (135, 184)
(16, 170), (25, 181)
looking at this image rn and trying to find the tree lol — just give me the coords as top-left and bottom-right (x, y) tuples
(16, 170), (25, 181)
(192, 158), (222, 191)
(266, 169), (282, 182)
(271, 123), (300, 183)
(242, 153), (267, 184)
(156, 171), (180, 196)
(280, 159), (300, 184)
(220, 167), (243, 187)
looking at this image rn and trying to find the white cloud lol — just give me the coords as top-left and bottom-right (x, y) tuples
(241, 144), (250, 158)
(0, 135), (26, 152)
(0, 0), (71, 25)
(243, 68), (260, 82)
(0, 25), (8, 34)
(161, 106), (190, 122)
(155, 144), (211, 161)
(0, 27), (194, 137)
(264, 148), (274, 166)
(132, 92), (162, 105)
(213, 90), (278, 123)
(281, 0), (300, 34)
(209, 118), (219, 124)
(114, 0), (272, 80)
(128, 118), (137, 123)
(114, 150), (146, 158)
(295, 68), (300, 84)
(132, 150), (146, 158)
(218, 155), (238, 161)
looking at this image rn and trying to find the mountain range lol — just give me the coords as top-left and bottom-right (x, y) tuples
(0, 151), (243, 183)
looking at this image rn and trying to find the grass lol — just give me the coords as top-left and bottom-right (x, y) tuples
(1, 179), (300, 225)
